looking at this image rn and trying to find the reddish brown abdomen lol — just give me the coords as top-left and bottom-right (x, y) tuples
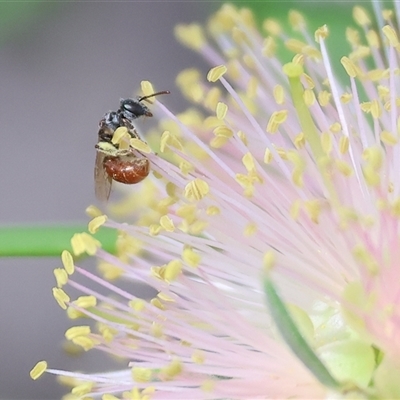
(104, 157), (150, 184)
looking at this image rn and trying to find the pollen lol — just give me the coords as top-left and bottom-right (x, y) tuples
(184, 178), (210, 201)
(382, 25), (399, 47)
(52, 287), (70, 310)
(207, 65), (228, 82)
(70, 232), (101, 256)
(213, 125), (233, 138)
(30, 360), (47, 380)
(141, 80), (154, 98)
(161, 359), (183, 380)
(341, 56), (359, 78)
(132, 367), (152, 383)
(88, 214), (107, 234)
(61, 250), (74, 275)
(216, 102), (228, 120)
(74, 295), (97, 309)
(160, 130), (183, 152)
(164, 259), (183, 282)
(85, 204), (103, 218)
(111, 126), (129, 145)
(314, 24), (329, 42)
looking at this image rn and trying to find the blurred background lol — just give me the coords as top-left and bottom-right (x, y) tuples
(0, 1), (360, 399)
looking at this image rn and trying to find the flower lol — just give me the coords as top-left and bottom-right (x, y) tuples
(31, 3), (400, 399)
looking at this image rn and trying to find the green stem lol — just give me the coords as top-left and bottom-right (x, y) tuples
(0, 224), (117, 257)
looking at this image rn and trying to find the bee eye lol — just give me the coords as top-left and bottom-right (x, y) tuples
(120, 99), (149, 118)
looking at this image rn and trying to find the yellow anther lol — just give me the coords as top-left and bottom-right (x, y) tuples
(210, 136), (229, 148)
(160, 215), (175, 232)
(165, 260), (183, 282)
(149, 224), (161, 236)
(263, 251), (276, 271)
(315, 25), (329, 42)
(353, 245), (379, 274)
(30, 361), (47, 380)
(237, 130), (248, 145)
(206, 205), (220, 215)
(207, 65), (227, 82)
(53, 287), (70, 309)
(102, 394), (120, 400)
(289, 10), (306, 30)
(140, 80), (154, 98)
(353, 6), (371, 26)
(71, 382), (94, 396)
(70, 233), (101, 256)
(335, 159), (353, 176)
(341, 93), (353, 104)
(383, 9), (394, 21)
(184, 178), (210, 201)
(65, 325), (91, 340)
(339, 136), (350, 154)
(74, 295), (97, 308)
(88, 214), (107, 234)
(382, 25), (399, 47)
(273, 85), (285, 105)
(157, 292), (175, 302)
(366, 30), (380, 48)
(182, 246), (201, 267)
(213, 125), (233, 138)
(111, 126), (129, 145)
(380, 130), (398, 145)
(318, 90), (331, 107)
(246, 76), (258, 98)
(262, 36), (277, 57)
(263, 18), (282, 36)
(341, 57), (358, 78)
(304, 199), (321, 223)
(85, 204), (103, 218)
(216, 102), (228, 120)
(320, 132), (332, 155)
(61, 250), (74, 275)
(266, 110), (288, 133)
(161, 359), (183, 380)
(370, 99), (382, 119)
(242, 152), (256, 172)
(130, 138), (151, 153)
(160, 131), (184, 153)
(54, 268), (68, 288)
(303, 89), (315, 106)
(132, 367), (152, 383)
(290, 199), (302, 220)
(263, 148), (273, 163)
(174, 24), (206, 50)
(244, 222), (257, 237)
(191, 349), (205, 364)
(285, 38), (308, 54)
(129, 299), (146, 311)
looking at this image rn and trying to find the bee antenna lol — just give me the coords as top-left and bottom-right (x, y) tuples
(139, 90), (170, 102)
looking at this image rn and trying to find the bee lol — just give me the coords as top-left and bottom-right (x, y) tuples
(95, 90), (169, 201)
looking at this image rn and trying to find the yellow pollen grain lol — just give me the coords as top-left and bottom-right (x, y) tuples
(160, 215), (175, 232)
(182, 246), (201, 267)
(174, 24), (206, 50)
(341, 57), (358, 78)
(53, 287), (70, 309)
(266, 110), (288, 133)
(216, 102), (228, 120)
(165, 259), (183, 282)
(61, 250), (74, 275)
(273, 85), (285, 104)
(380, 130), (398, 145)
(263, 251), (276, 271)
(207, 65), (227, 82)
(213, 125), (233, 138)
(111, 126), (129, 145)
(132, 367), (152, 383)
(71, 382), (94, 396)
(88, 215), (107, 234)
(315, 25), (329, 42)
(65, 325), (91, 341)
(320, 132), (332, 155)
(242, 152), (256, 172)
(130, 138), (151, 153)
(85, 204), (103, 218)
(54, 268), (68, 287)
(335, 159), (353, 176)
(339, 136), (350, 154)
(30, 361), (47, 380)
(184, 178), (209, 201)
(74, 295), (97, 309)
(303, 89), (316, 106)
(318, 90), (331, 107)
(382, 25), (399, 47)
(263, 148), (273, 163)
(353, 6), (371, 26)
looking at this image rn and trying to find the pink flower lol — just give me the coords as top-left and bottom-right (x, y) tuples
(31, 4), (400, 399)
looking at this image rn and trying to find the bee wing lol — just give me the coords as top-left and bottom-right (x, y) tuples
(94, 151), (112, 201)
